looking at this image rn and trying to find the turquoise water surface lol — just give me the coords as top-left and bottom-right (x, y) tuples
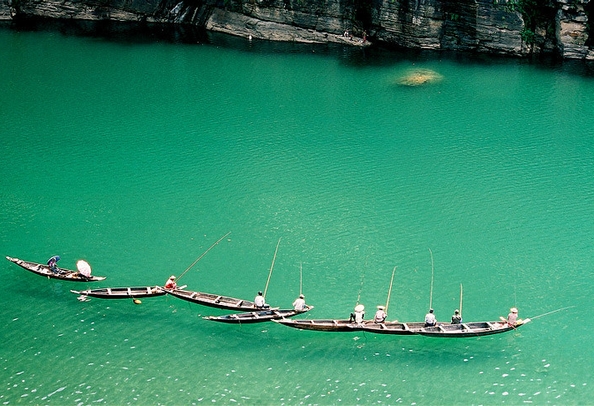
(1, 23), (593, 405)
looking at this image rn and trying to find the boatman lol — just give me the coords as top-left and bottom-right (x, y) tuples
(292, 294), (307, 311)
(425, 308), (437, 327)
(507, 307), (519, 326)
(255, 291), (268, 309)
(47, 255), (61, 273)
(451, 309), (462, 324)
(350, 304), (365, 325)
(374, 305), (387, 323)
(76, 260), (92, 279)
(164, 275), (177, 289)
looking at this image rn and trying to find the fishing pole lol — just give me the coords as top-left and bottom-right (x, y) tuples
(356, 269), (366, 305)
(263, 237), (282, 298)
(428, 248), (434, 310)
(459, 283), (463, 317)
(530, 305), (575, 320)
(177, 231), (232, 282)
(385, 265), (397, 313)
(299, 262), (303, 296)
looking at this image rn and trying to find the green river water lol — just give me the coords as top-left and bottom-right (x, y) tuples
(1, 22), (593, 405)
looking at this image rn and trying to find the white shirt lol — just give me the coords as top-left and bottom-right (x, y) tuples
(354, 310), (365, 324)
(507, 312), (518, 325)
(374, 310), (387, 323)
(425, 313), (437, 325)
(293, 298), (306, 311)
(255, 295), (265, 308)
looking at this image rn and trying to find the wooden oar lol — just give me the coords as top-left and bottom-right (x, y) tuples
(263, 237), (281, 298)
(177, 231), (231, 282)
(500, 316), (517, 330)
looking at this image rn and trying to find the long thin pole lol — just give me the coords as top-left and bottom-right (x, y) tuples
(459, 283), (463, 316)
(299, 262), (303, 296)
(356, 271), (366, 305)
(428, 248), (434, 310)
(177, 231), (231, 282)
(385, 265), (397, 313)
(263, 237), (281, 298)
(530, 305), (575, 320)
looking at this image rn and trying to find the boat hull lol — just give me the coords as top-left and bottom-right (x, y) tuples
(272, 318), (361, 332)
(206, 307), (313, 324)
(413, 321), (523, 337)
(275, 319), (529, 337)
(164, 288), (266, 311)
(70, 286), (166, 299)
(6, 256), (106, 282)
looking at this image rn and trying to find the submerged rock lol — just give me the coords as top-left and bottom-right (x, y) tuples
(395, 68), (443, 87)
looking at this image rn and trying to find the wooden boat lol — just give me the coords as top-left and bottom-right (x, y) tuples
(272, 318), (362, 332)
(205, 306), (314, 324)
(274, 318), (530, 337)
(70, 286), (166, 299)
(6, 256), (106, 282)
(164, 287), (272, 311)
(411, 319), (530, 338)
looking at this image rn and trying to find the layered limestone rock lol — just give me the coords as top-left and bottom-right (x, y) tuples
(2, 0), (593, 59)
(205, 8), (368, 45)
(372, 0), (527, 56)
(555, 0), (594, 59)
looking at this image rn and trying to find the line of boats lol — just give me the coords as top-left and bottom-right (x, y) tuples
(5, 254), (530, 338)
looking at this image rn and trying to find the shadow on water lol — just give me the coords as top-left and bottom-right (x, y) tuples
(3, 17), (594, 77)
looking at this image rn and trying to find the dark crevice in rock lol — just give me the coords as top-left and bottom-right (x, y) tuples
(585, 0), (593, 46)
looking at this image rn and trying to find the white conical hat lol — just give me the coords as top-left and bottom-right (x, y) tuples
(355, 304), (365, 312)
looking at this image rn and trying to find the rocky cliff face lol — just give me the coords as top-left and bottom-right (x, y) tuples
(1, 0), (593, 60)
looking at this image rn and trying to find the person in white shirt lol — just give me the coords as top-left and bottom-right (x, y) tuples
(255, 291), (266, 308)
(351, 304), (365, 325)
(374, 305), (387, 323)
(425, 308), (437, 326)
(292, 294), (307, 311)
(507, 307), (518, 326)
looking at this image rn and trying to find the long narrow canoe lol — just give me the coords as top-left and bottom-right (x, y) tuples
(205, 306), (314, 324)
(164, 288), (272, 312)
(6, 256), (106, 282)
(272, 318), (361, 332)
(274, 318), (530, 337)
(412, 319), (530, 337)
(70, 286), (166, 299)
(358, 320), (530, 337)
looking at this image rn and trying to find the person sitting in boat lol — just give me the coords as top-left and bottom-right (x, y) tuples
(292, 294), (307, 311)
(425, 308), (437, 327)
(507, 307), (519, 326)
(47, 255), (61, 273)
(164, 275), (177, 289)
(255, 291), (268, 309)
(76, 260), (92, 279)
(374, 305), (387, 323)
(349, 304), (365, 325)
(451, 309), (462, 324)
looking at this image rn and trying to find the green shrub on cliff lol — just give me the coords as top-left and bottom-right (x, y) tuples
(500, 0), (555, 46)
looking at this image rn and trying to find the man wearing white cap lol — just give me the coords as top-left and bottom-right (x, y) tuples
(292, 294), (307, 311)
(425, 308), (437, 327)
(507, 307), (519, 326)
(374, 305), (387, 323)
